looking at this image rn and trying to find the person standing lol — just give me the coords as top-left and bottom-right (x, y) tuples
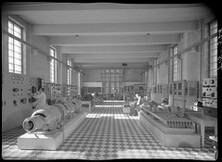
(32, 87), (46, 110)
(130, 93), (141, 116)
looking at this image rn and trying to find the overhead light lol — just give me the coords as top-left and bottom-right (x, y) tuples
(74, 34), (79, 38)
(122, 63), (127, 67)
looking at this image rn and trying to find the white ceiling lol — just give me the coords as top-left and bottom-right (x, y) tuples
(2, 2), (214, 69)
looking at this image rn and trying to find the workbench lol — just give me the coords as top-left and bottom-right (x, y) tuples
(185, 111), (217, 148)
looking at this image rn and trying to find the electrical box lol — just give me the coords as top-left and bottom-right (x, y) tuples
(172, 80), (199, 110)
(202, 98), (217, 108)
(202, 78), (217, 87)
(202, 87), (217, 98)
(202, 78), (217, 108)
(2, 72), (41, 133)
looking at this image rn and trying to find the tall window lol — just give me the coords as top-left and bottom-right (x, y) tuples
(101, 69), (123, 98)
(153, 59), (157, 85)
(67, 59), (72, 85)
(8, 19), (23, 74)
(173, 45), (178, 81)
(50, 47), (57, 83)
(78, 72), (81, 95)
(209, 20), (218, 77)
(169, 49), (173, 82)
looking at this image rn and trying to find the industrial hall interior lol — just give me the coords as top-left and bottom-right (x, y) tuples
(1, 2), (220, 161)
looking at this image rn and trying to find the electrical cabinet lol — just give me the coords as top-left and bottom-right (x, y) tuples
(202, 78), (217, 108)
(2, 72), (41, 133)
(173, 80), (199, 110)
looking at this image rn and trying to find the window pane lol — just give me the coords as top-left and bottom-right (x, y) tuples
(14, 25), (21, 33)
(14, 46), (21, 53)
(15, 58), (21, 65)
(15, 64), (21, 71)
(9, 57), (14, 63)
(9, 63), (13, 71)
(8, 21), (13, 29)
(8, 37), (13, 43)
(9, 43), (14, 50)
(8, 50), (14, 57)
(14, 53), (21, 59)
(14, 40), (21, 47)
(212, 63), (217, 69)
(14, 31), (21, 38)
(8, 24), (13, 34)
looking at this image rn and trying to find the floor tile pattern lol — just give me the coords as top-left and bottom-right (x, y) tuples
(2, 102), (216, 160)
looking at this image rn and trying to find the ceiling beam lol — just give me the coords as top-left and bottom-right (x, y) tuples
(61, 44), (167, 53)
(2, 3), (204, 11)
(79, 62), (148, 69)
(49, 34), (180, 46)
(73, 57), (152, 63)
(66, 53), (159, 58)
(32, 21), (198, 35)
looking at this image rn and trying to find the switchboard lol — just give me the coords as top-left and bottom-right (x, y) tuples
(152, 84), (168, 103)
(202, 78), (217, 108)
(2, 72), (41, 133)
(173, 80), (199, 110)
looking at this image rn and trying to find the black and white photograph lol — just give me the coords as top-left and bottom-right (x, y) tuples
(1, 2), (220, 160)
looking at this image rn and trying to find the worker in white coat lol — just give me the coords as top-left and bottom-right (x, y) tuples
(32, 87), (46, 110)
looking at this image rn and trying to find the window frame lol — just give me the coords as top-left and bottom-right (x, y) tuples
(49, 46), (57, 83)
(172, 45), (178, 81)
(67, 58), (72, 85)
(209, 20), (218, 78)
(101, 69), (123, 95)
(8, 19), (24, 74)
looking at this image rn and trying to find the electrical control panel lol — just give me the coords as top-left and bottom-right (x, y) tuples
(51, 83), (62, 100)
(70, 85), (78, 97)
(202, 98), (217, 108)
(2, 72), (80, 133)
(172, 80), (199, 110)
(43, 83), (63, 103)
(186, 81), (199, 97)
(202, 78), (217, 87)
(175, 80), (186, 96)
(202, 87), (217, 98)
(62, 84), (69, 98)
(2, 72), (41, 133)
(202, 77), (217, 108)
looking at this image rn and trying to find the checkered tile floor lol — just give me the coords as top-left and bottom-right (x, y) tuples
(2, 101), (216, 160)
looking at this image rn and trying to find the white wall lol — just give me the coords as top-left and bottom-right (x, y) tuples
(157, 52), (168, 84)
(83, 82), (102, 87)
(181, 30), (201, 81)
(29, 35), (50, 82)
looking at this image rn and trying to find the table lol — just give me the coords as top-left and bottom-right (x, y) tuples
(186, 112), (217, 148)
